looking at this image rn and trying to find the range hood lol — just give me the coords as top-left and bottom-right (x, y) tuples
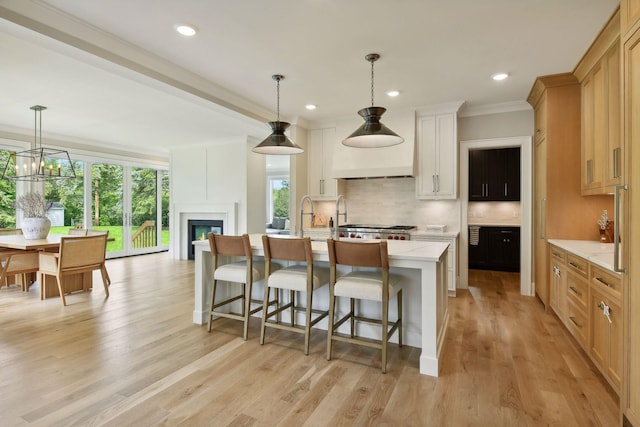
(331, 110), (415, 179)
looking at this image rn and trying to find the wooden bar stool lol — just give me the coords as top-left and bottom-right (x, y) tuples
(326, 238), (403, 373)
(208, 233), (272, 340)
(260, 235), (329, 355)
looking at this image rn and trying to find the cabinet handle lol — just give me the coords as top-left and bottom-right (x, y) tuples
(539, 198), (546, 239)
(568, 262), (583, 271)
(436, 175), (440, 193)
(504, 183), (507, 197)
(613, 147), (621, 179)
(586, 159), (593, 185)
(320, 179), (324, 195)
(569, 286), (582, 297)
(569, 316), (583, 328)
(614, 184), (628, 273)
(595, 277), (614, 289)
(432, 175), (436, 193)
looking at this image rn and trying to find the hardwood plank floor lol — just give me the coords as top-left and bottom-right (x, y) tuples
(0, 255), (619, 426)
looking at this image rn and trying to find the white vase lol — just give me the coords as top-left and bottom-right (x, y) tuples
(22, 217), (51, 240)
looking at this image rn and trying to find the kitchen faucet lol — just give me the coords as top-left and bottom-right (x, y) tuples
(335, 195), (347, 239)
(299, 195), (314, 238)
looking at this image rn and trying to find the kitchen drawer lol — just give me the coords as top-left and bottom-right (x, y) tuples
(567, 270), (589, 311)
(590, 264), (622, 301)
(566, 300), (588, 349)
(566, 253), (588, 278)
(549, 245), (566, 264)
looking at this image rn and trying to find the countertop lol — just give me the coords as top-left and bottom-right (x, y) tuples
(467, 222), (521, 227)
(411, 230), (460, 238)
(547, 239), (618, 274)
(195, 234), (450, 263)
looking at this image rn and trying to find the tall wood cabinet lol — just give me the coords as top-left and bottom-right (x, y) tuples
(308, 127), (339, 199)
(622, 2), (640, 424)
(528, 75), (613, 308)
(575, 10), (622, 195)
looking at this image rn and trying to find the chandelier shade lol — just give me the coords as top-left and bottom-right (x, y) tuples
(342, 53), (404, 148)
(252, 75), (303, 155)
(1, 105), (76, 181)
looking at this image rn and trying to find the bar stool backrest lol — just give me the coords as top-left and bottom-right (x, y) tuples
(208, 233), (251, 258)
(262, 235), (312, 263)
(327, 239), (389, 270)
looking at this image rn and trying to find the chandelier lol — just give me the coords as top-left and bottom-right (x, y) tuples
(1, 105), (76, 181)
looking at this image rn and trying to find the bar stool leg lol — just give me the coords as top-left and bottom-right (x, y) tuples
(208, 279), (218, 332)
(398, 289), (403, 347)
(327, 292), (335, 361)
(260, 284), (270, 345)
(382, 294), (389, 374)
(304, 288), (313, 356)
(350, 298), (355, 338)
(243, 281), (252, 341)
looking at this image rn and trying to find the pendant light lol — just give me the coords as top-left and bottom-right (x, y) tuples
(1, 105), (76, 181)
(252, 75), (304, 155)
(342, 53), (404, 148)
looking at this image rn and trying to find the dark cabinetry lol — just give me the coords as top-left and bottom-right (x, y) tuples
(469, 147), (521, 201)
(468, 226), (520, 272)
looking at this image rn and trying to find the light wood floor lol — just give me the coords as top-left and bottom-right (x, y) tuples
(0, 255), (619, 426)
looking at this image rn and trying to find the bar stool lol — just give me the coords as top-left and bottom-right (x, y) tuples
(260, 235), (329, 355)
(208, 233), (271, 340)
(326, 238), (403, 373)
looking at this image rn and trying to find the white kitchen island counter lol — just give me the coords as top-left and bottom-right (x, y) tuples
(193, 235), (449, 377)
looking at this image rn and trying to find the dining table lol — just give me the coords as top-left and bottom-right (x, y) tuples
(0, 233), (92, 297)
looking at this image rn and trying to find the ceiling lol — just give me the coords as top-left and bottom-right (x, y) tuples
(0, 0), (620, 157)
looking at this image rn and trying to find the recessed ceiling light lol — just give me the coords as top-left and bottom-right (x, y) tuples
(492, 73), (509, 81)
(305, 104), (317, 110)
(176, 24), (197, 36)
(386, 90), (400, 97)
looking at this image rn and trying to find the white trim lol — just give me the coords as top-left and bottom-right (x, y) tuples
(459, 136), (533, 296)
(172, 202), (238, 260)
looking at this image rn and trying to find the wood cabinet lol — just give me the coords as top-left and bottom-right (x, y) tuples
(622, 0), (640, 38)
(574, 10), (621, 195)
(308, 127), (338, 199)
(590, 271), (623, 392)
(468, 226), (519, 272)
(528, 75), (613, 308)
(549, 246), (567, 321)
(623, 16), (640, 427)
(416, 109), (460, 200)
(469, 147), (520, 201)
(547, 243), (622, 395)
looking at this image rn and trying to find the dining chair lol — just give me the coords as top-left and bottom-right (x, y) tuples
(260, 235), (329, 355)
(326, 238), (403, 373)
(207, 233), (273, 340)
(0, 250), (39, 292)
(86, 229), (111, 283)
(0, 228), (29, 290)
(68, 228), (88, 236)
(37, 234), (110, 306)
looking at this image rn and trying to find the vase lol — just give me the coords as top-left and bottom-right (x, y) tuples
(21, 217), (51, 239)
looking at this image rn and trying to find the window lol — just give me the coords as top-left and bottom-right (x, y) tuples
(0, 149), (17, 228)
(268, 176), (289, 221)
(44, 160), (85, 231)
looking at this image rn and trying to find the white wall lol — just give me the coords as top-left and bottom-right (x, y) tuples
(170, 139), (266, 258)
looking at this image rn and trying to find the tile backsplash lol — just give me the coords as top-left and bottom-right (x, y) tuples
(312, 177), (461, 231)
(467, 201), (521, 225)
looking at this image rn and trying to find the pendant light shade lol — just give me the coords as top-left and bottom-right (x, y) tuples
(252, 75), (303, 155)
(343, 53), (404, 148)
(2, 105), (76, 181)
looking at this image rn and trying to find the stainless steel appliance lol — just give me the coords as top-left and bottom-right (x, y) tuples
(337, 224), (416, 240)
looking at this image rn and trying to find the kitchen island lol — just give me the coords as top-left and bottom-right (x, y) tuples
(193, 235), (449, 377)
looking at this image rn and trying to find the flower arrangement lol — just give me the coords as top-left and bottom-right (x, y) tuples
(15, 192), (53, 218)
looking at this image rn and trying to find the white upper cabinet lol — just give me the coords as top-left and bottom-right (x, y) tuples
(308, 127), (338, 199)
(416, 102), (464, 200)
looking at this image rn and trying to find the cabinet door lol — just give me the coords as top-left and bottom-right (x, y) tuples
(468, 150), (487, 201)
(590, 287), (622, 392)
(582, 64), (606, 193)
(605, 41), (622, 189)
(417, 113), (457, 200)
(308, 129), (324, 197)
(534, 138), (548, 306)
(534, 93), (547, 144)
(503, 147), (521, 201)
(307, 128), (337, 198)
(486, 227), (520, 271)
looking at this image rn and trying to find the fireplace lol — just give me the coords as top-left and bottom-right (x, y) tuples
(188, 219), (223, 260)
